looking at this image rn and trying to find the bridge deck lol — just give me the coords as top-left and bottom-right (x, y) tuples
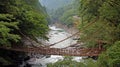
(0, 46), (104, 56)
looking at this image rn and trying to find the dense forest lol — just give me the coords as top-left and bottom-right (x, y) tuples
(46, 0), (79, 27)
(0, 0), (48, 66)
(50, 0), (79, 27)
(40, 0), (74, 25)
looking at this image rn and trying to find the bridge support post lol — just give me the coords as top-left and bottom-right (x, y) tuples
(98, 41), (102, 50)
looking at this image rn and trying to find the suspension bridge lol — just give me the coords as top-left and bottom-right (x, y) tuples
(0, 19), (108, 56)
(0, 45), (104, 56)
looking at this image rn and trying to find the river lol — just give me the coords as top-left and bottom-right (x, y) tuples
(26, 26), (82, 67)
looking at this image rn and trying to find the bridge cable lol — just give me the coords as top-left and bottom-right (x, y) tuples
(63, 22), (109, 48)
(49, 18), (98, 46)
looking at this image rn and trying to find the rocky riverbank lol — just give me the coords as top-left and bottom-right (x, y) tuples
(53, 23), (79, 34)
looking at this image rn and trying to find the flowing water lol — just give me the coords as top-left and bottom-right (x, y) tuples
(27, 26), (82, 67)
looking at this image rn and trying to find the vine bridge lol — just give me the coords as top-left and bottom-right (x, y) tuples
(0, 20), (107, 56)
(0, 46), (104, 56)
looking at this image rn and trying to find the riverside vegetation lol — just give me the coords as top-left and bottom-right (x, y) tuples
(0, 0), (49, 66)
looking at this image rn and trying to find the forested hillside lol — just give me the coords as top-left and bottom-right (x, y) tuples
(79, 0), (120, 66)
(49, 0), (79, 27)
(0, 0), (48, 66)
(40, 0), (74, 25)
(40, 0), (73, 10)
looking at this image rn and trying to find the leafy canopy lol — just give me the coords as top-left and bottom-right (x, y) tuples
(0, 0), (49, 46)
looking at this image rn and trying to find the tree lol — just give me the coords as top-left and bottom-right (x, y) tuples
(99, 0), (120, 26)
(98, 41), (120, 67)
(47, 56), (98, 67)
(79, 0), (106, 22)
(0, 0), (49, 46)
(0, 0), (49, 66)
(78, 0), (120, 67)
(78, 0), (120, 48)
(50, 0), (79, 27)
(0, 14), (20, 46)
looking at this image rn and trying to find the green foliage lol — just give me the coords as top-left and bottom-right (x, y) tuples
(79, 0), (105, 22)
(50, 0), (79, 27)
(79, 0), (120, 47)
(19, 10), (48, 39)
(98, 41), (120, 67)
(99, 0), (120, 25)
(0, 14), (20, 46)
(80, 20), (115, 47)
(59, 9), (75, 27)
(0, 0), (49, 45)
(0, 0), (49, 66)
(106, 41), (120, 67)
(47, 56), (98, 67)
(77, 0), (120, 67)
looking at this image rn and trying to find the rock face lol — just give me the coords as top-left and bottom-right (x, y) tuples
(54, 23), (79, 34)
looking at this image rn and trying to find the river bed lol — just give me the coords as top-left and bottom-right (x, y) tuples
(27, 26), (82, 67)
